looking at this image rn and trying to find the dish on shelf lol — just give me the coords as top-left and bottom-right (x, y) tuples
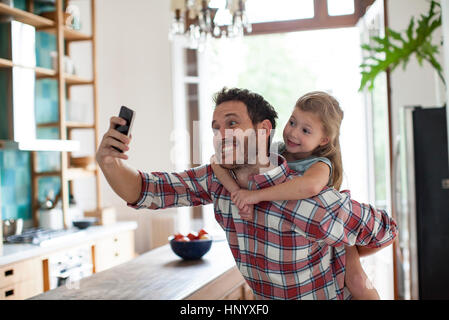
(70, 156), (94, 168)
(72, 217), (98, 229)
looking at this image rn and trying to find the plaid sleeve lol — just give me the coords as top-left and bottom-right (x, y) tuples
(286, 188), (398, 248)
(127, 164), (213, 210)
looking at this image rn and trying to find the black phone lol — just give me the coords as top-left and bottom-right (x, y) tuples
(113, 106), (135, 153)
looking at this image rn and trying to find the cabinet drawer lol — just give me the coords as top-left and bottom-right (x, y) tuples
(0, 258), (42, 288)
(0, 278), (43, 300)
(95, 230), (135, 272)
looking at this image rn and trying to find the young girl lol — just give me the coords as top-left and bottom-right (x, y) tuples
(211, 91), (380, 300)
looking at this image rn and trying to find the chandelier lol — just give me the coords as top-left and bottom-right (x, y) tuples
(169, 0), (252, 50)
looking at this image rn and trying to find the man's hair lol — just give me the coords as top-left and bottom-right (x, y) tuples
(213, 87), (278, 129)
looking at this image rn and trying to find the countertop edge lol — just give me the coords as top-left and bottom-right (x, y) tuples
(30, 240), (239, 300)
(0, 221), (138, 266)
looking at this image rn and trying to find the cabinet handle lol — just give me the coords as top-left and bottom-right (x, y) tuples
(5, 289), (14, 297)
(4, 269), (14, 277)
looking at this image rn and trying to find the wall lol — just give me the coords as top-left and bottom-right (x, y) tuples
(70, 0), (176, 254)
(387, 0), (446, 138)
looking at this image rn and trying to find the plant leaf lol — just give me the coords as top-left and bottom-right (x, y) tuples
(359, 0), (444, 91)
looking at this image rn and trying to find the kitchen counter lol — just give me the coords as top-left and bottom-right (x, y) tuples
(0, 221), (137, 266)
(30, 239), (242, 300)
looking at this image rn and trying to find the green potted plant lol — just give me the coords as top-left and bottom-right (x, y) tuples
(359, 0), (444, 91)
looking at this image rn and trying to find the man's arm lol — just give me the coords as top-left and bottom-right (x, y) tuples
(96, 116), (141, 204)
(283, 188), (398, 249)
(97, 117), (213, 209)
(128, 166), (213, 210)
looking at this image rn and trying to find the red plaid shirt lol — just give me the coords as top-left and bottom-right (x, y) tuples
(128, 155), (398, 300)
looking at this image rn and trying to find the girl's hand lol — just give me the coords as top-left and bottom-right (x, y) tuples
(231, 189), (261, 208)
(210, 154), (218, 165)
(238, 204), (254, 221)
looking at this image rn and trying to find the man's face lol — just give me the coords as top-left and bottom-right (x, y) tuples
(212, 101), (268, 169)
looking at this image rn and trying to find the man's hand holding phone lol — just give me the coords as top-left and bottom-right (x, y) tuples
(96, 116), (131, 165)
(96, 106), (141, 205)
(96, 106), (135, 166)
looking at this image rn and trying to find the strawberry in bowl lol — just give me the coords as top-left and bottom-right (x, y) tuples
(169, 229), (212, 260)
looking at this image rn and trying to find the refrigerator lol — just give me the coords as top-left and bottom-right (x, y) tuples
(396, 106), (449, 300)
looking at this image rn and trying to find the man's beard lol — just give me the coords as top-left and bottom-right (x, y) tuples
(214, 128), (264, 169)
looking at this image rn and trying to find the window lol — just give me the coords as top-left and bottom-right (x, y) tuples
(210, 0), (315, 24)
(246, 0), (314, 23)
(327, 0), (355, 16)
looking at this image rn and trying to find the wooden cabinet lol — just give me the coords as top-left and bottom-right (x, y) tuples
(0, 258), (43, 300)
(0, 226), (136, 299)
(222, 282), (254, 300)
(186, 266), (254, 300)
(94, 230), (135, 273)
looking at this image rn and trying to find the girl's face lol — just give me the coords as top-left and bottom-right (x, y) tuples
(282, 107), (329, 160)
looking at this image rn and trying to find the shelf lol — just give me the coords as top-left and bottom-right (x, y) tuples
(35, 167), (97, 180)
(0, 62), (92, 86)
(65, 74), (94, 86)
(0, 57), (13, 68)
(37, 122), (95, 129)
(0, 139), (80, 151)
(12, 0), (101, 229)
(0, 3), (55, 29)
(38, 26), (93, 42)
(0, 4), (92, 41)
(36, 67), (93, 85)
(35, 66), (57, 78)
(67, 122), (95, 129)
(63, 27), (92, 42)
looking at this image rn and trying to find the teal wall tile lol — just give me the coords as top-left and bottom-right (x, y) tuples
(13, 0), (27, 11)
(34, 3), (56, 15)
(2, 187), (15, 204)
(0, 70), (11, 140)
(16, 185), (30, 205)
(0, 151), (31, 221)
(17, 204), (31, 220)
(36, 151), (60, 172)
(3, 150), (16, 169)
(3, 170), (15, 186)
(3, 206), (15, 220)
(35, 79), (59, 125)
(36, 32), (56, 69)
(36, 127), (59, 139)
(37, 176), (60, 203)
(0, 23), (11, 59)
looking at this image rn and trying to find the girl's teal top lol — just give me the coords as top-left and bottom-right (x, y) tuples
(274, 141), (333, 187)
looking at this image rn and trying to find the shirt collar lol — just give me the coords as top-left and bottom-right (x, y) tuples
(249, 153), (290, 190)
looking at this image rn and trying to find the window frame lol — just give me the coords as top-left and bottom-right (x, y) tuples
(247, 0), (375, 35)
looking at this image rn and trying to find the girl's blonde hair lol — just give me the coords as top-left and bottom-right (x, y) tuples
(295, 91), (344, 190)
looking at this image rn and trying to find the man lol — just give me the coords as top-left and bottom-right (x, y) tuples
(96, 87), (397, 300)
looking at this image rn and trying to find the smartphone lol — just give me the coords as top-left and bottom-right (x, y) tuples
(113, 106), (135, 153)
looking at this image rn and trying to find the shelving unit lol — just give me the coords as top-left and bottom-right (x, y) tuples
(0, 0), (101, 228)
